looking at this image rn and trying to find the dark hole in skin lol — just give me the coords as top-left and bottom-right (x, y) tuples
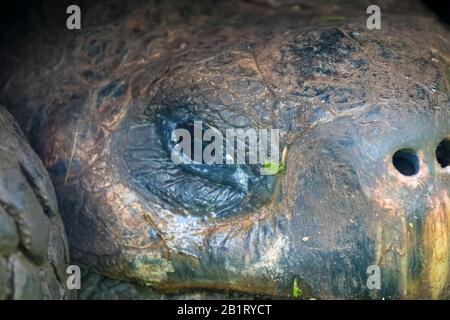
(436, 138), (450, 168)
(393, 149), (420, 176)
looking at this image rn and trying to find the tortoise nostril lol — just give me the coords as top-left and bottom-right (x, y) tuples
(392, 149), (419, 176)
(436, 138), (450, 168)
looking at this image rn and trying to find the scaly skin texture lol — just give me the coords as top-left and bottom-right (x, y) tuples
(0, 105), (71, 299)
(1, 0), (450, 299)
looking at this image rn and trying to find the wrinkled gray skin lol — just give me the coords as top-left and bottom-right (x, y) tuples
(1, 0), (450, 299)
(0, 106), (71, 299)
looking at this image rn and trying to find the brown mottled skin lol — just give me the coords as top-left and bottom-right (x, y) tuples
(0, 0), (450, 299)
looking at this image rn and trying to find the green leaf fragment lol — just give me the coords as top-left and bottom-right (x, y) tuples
(261, 161), (285, 175)
(293, 278), (302, 299)
(320, 16), (347, 22)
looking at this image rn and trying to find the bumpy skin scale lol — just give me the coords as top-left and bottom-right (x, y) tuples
(0, 105), (71, 299)
(1, 0), (450, 299)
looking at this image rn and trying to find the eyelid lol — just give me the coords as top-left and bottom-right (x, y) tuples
(138, 111), (275, 217)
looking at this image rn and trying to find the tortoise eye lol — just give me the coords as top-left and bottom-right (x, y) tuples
(157, 111), (269, 193)
(115, 107), (276, 219)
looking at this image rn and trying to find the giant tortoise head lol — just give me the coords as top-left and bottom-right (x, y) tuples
(0, 0), (449, 299)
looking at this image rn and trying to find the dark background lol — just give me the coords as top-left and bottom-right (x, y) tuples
(424, 0), (450, 24)
(0, 0), (449, 28)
